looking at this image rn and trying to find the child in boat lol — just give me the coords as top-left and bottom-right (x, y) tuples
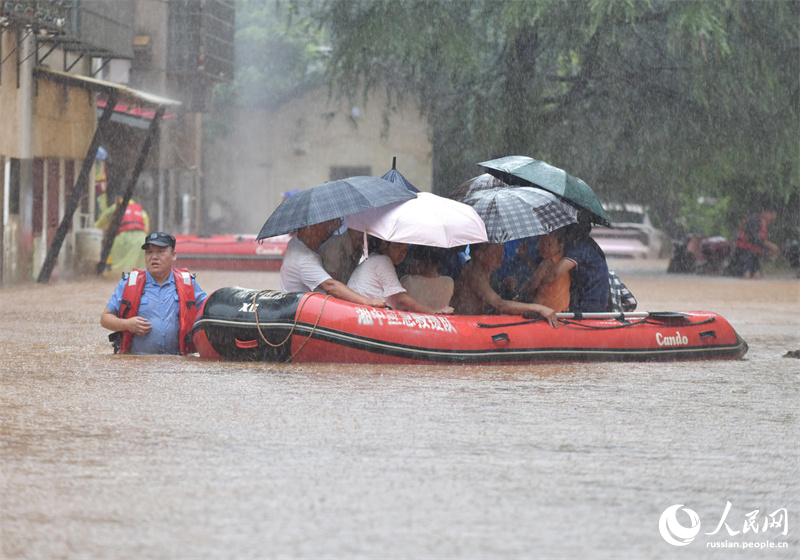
(450, 242), (558, 328)
(348, 236), (454, 315)
(521, 229), (570, 312)
(532, 217), (609, 312)
(399, 245), (454, 312)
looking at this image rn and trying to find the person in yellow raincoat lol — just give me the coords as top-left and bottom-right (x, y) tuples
(94, 197), (150, 272)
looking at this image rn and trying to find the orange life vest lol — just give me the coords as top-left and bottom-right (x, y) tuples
(735, 215), (768, 255)
(119, 202), (146, 232)
(116, 268), (199, 355)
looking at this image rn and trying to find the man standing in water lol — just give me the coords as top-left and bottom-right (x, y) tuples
(100, 232), (207, 355)
(280, 218), (386, 307)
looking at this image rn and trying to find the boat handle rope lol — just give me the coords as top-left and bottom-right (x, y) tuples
(539, 316), (717, 331)
(251, 290), (330, 362)
(477, 316), (716, 330)
(477, 318), (642, 330)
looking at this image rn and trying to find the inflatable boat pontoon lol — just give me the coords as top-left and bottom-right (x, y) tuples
(192, 287), (748, 364)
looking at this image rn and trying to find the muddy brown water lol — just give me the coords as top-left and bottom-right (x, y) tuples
(2, 260), (798, 558)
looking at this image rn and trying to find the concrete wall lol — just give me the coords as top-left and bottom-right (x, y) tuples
(203, 88), (432, 234)
(32, 81), (96, 159)
(130, 0), (169, 96)
(0, 31), (22, 157)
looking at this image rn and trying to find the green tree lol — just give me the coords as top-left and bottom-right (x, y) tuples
(207, 0), (328, 139)
(283, 0), (798, 237)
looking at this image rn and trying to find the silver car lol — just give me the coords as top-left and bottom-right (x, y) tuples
(591, 203), (672, 259)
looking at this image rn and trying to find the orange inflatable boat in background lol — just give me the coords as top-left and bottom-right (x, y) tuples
(174, 234), (289, 271)
(192, 287), (748, 364)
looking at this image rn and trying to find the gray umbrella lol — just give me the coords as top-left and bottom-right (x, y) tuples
(257, 176), (417, 240)
(461, 186), (578, 243)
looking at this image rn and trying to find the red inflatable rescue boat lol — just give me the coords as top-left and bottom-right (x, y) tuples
(174, 234), (289, 271)
(192, 287), (748, 364)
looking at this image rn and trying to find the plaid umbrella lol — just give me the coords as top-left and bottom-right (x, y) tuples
(461, 186), (578, 243)
(448, 173), (518, 201)
(257, 176), (417, 240)
(478, 156), (611, 226)
(381, 156), (420, 193)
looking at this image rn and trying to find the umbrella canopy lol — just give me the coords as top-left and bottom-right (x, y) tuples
(381, 156), (420, 193)
(461, 186), (578, 243)
(449, 173), (518, 201)
(478, 156), (611, 226)
(343, 192), (487, 248)
(257, 176), (417, 240)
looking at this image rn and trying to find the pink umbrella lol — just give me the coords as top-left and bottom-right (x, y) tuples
(343, 192), (488, 248)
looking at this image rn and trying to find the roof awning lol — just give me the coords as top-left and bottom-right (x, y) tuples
(96, 99), (177, 129)
(33, 66), (181, 108)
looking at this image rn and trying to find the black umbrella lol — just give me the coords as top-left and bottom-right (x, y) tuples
(380, 156), (420, 193)
(257, 176), (417, 240)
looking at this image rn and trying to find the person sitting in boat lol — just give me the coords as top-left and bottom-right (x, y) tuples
(318, 227), (363, 284)
(399, 245), (455, 312)
(100, 232), (208, 355)
(280, 219), (386, 308)
(538, 218), (609, 312)
(450, 242), (558, 328)
(348, 236), (454, 314)
(490, 237), (539, 300)
(520, 229), (571, 313)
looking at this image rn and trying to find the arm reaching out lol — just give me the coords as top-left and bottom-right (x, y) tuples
(319, 278), (386, 308)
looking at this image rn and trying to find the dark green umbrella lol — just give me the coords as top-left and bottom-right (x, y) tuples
(478, 156), (611, 226)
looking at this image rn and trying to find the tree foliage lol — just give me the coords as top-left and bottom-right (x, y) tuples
(274, 0), (798, 237)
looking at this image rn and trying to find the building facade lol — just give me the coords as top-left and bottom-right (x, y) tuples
(0, 0), (234, 284)
(203, 87), (433, 234)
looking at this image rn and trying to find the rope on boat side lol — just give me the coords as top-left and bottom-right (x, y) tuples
(287, 295), (330, 362)
(251, 290), (330, 362)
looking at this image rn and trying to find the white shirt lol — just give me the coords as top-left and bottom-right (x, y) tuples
(347, 255), (406, 300)
(279, 236), (332, 293)
(400, 274), (454, 310)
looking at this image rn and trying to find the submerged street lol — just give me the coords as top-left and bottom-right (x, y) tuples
(1, 261), (798, 557)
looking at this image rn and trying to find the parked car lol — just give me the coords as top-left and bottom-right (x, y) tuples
(591, 203), (671, 259)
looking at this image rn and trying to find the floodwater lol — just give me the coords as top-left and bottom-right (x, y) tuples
(2, 260), (798, 558)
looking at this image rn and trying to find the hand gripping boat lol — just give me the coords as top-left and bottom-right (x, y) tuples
(192, 287), (748, 364)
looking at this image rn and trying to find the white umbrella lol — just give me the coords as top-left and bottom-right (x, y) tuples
(343, 192), (488, 248)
